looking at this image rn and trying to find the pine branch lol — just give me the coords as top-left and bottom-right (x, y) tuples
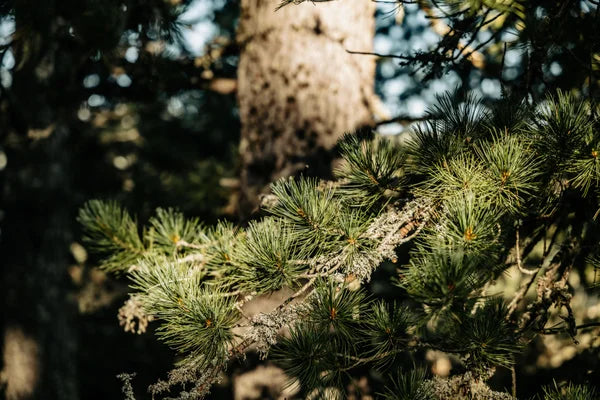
(78, 200), (145, 274)
(77, 90), (600, 398)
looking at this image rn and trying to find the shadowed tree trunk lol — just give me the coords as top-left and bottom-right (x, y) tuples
(236, 0), (376, 215)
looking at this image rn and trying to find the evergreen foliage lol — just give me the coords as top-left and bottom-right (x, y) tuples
(378, 368), (433, 400)
(539, 381), (599, 400)
(234, 218), (308, 293)
(78, 200), (146, 274)
(80, 90), (600, 398)
(335, 134), (407, 208)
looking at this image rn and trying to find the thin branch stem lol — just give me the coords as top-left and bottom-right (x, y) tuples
(346, 49), (411, 60)
(507, 270), (537, 318)
(176, 240), (207, 249)
(511, 364), (517, 398)
(537, 321), (600, 335)
(515, 227), (538, 275)
(375, 115), (426, 127)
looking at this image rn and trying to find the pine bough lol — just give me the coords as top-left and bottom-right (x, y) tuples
(79, 91), (600, 399)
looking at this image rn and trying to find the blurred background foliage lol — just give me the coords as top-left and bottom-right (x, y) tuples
(1, 1), (240, 398)
(0, 0), (599, 399)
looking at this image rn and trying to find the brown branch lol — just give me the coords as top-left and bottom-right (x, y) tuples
(536, 321), (600, 335)
(232, 202), (429, 349)
(507, 270), (537, 319)
(346, 49), (411, 60)
(375, 114), (427, 126)
(511, 363), (517, 398)
(515, 227), (539, 276)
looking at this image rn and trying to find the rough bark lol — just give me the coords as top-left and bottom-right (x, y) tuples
(236, 0), (376, 215)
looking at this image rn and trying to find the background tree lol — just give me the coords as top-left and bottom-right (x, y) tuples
(0, 1), (239, 398)
(371, 0), (599, 111)
(236, 0), (377, 215)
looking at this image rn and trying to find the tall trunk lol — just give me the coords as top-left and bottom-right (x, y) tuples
(236, 0), (376, 215)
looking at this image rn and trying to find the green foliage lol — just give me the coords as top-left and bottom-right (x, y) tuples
(416, 131), (540, 216)
(475, 133), (541, 214)
(531, 91), (593, 172)
(272, 325), (337, 394)
(425, 191), (501, 253)
(78, 90), (600, 399)
(406, 91), (488, 174)
(570, 151), (600, 197)
(78, 200), (145, 274)
(440, 298), (521, 369)
(399, 246), (495, 311)
(522, 90), (600, 210)
(202, 221), (241, 279)
(306, 281), (368, 339)
(406, 122), (466, 176)
(336, 134), (407, 208)
(420, 154), (496, 200)
(483, 95), (531, 135)
(130, 257), (238, 368)
(378, 368), (435, 400)
(333, 208), (379, 278)
(148, 208), (208, 253)
(269, 177), (339, 245)
(234, 218), (308, 293)
(362, 302), (413, 367)
(540, 381), (599, 400)
(427, 91), (489, 141)
(273, 284), (371, 393)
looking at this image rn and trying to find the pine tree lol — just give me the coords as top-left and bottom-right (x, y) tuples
(80, 88), (600, 399)
(236, 0), (376, 216)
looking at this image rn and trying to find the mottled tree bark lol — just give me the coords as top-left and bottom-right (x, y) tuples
(237, 0), (376, 215)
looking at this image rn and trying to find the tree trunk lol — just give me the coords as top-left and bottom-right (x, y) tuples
(236, 0), (376, 215)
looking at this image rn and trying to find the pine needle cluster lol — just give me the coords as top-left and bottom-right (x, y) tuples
(79, 89), (600, 399)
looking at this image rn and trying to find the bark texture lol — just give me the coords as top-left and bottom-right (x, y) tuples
(237, 0), (376, 214)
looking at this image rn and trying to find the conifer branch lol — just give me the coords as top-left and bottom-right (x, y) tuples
(77, 89), (600, 398)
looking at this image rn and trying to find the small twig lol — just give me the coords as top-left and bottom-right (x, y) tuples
(397, 216), (430, 244)
(339, 349), (401, 371)
(500, 42), (507, 85)
(537, 321), (600, 335)
(289, 263), (343, 302)
(221, 290), (242, 298)
(346, 49), (411, 60)
(511, 363), (517, 398)
(472, 280), (492, 315)
(176, 240), (206, 250)
(515, 227), (538, 275)
(507, 271), (537, 318)
(174, 253), (205, 264)
(375, 114), (426, 127)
